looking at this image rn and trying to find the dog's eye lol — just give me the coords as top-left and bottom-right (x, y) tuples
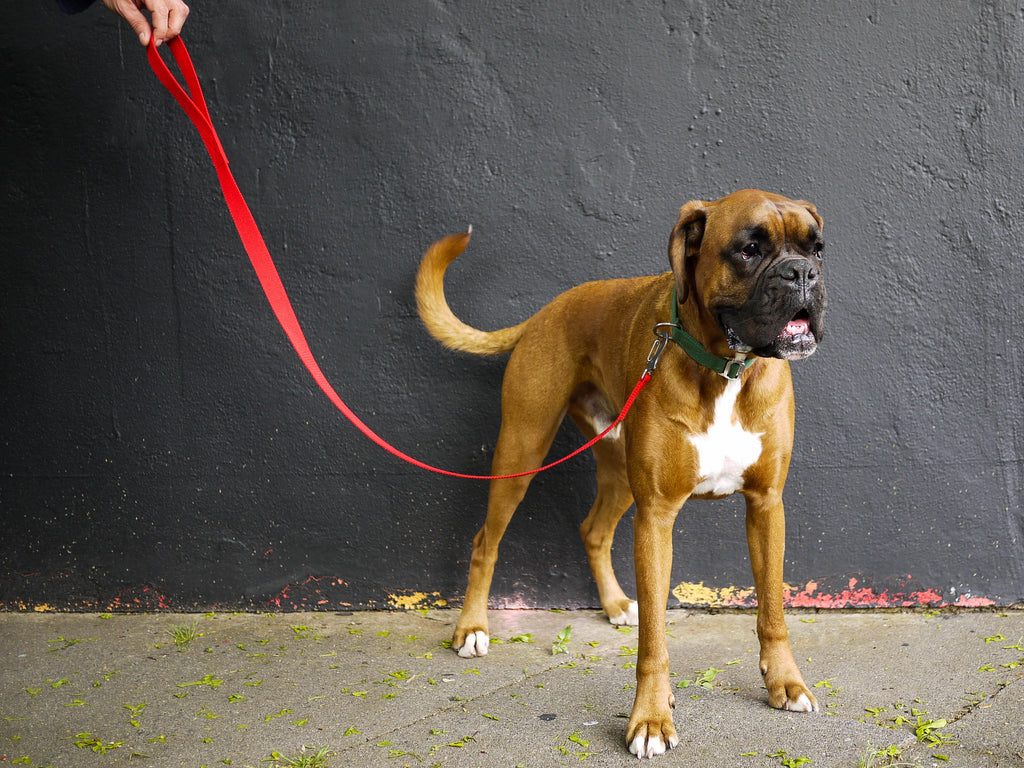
(740, 242), (760, 260)
(812, 242), (824, 260)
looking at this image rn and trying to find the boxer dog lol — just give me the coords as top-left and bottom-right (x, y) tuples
(414, 189), (826, 758)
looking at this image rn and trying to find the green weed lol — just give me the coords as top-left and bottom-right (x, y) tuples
(856, 743), (925, 768)
(264, 745), (335, 767)
(168, 621), (200, 650)
(74, 733), (125, 754)
(552, 625), (572, 655)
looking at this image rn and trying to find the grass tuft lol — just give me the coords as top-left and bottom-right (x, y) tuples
(168, 620), (200, 651)
(265, 745), (336, 767)
(856, 744), (926, 768)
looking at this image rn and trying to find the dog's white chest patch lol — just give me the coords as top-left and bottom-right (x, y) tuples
(689, 379), (762, 496)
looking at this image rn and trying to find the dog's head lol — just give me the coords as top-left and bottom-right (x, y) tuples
(668, 188), (827, 360)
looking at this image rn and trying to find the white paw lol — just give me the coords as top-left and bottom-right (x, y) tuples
(628, 733), (678, 759)
(609, 600), (639, 626)
(456, 630), (489, 658)
(785, 693), (816, 712)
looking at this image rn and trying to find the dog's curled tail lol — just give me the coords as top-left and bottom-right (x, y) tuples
(415, 230), (527, 355)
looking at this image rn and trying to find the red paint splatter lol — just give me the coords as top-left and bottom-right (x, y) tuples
(104, 584), (174, 611)
(708, 575), (997, 609)
(953, 594), (997, 607)
(784, 576), (950, 608)
(267, 575), (349, 610)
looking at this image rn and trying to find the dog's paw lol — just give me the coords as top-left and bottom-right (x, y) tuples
(763, 670), (818, 712)
(761, 652), (819, 713)
(455, 630), (489, 658)
(626, 721), (679, 759)
(626, 689), (678, 759)
(608, 600), (639, 627)
(783, 691), (818, 712)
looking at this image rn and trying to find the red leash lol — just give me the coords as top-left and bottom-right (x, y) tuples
(147, 38), (654, 480)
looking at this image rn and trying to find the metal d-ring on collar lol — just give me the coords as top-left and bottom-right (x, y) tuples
(647, 287), (754, 381)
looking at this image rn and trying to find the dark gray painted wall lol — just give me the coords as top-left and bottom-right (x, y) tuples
(2, 0), (1021, 611)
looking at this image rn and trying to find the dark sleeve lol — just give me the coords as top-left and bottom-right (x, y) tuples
(58, 0), (97, 13)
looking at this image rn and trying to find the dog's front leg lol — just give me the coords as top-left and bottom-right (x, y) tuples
(626, 502), (681, 758)
(744, 487), (818, 712)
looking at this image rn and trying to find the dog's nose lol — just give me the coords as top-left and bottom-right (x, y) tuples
(777, 258), (819, 294)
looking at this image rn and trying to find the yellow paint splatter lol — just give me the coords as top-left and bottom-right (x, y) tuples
(671, 581), (760, 607)
(387, 591), (448, 611)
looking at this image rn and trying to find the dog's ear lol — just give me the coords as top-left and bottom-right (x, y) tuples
(668, 199), (710, 305)
(797, 200), (824, 232)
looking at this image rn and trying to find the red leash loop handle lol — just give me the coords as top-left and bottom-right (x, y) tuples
(147, 38), (651, 480)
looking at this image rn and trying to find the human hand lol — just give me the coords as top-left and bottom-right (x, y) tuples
(101, 0), (189, 47)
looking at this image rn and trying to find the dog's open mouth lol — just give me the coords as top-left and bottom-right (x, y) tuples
(775, 310), (818, 360)
(780, 310), (813, 341)
(717, 305), (823, 360)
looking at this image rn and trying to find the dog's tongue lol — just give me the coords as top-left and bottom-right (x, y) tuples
(784, 318), (810, 336)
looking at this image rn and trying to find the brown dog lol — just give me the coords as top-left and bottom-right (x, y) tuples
(415, 189), (826, 758)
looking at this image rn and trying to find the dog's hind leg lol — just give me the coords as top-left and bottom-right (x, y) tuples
(453, 360), (573, 658)
(570, 409), (637, 626)
(453, 472), (535, 658)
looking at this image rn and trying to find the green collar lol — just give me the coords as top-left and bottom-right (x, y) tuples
(668, 287), (754, 380)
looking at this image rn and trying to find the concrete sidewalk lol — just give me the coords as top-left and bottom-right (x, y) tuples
(1, 609), (1022, 767)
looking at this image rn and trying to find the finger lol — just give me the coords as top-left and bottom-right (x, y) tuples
(103, 0), (152, 46)
(166, 1), (189, 38)
(143, 0), (189, 46)
(144, 0), (171, 46)
(123, 7), (152, 46)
